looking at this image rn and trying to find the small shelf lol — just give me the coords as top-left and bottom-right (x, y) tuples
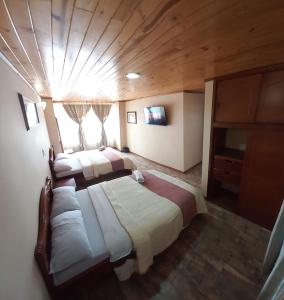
(214, 148), (245, 162)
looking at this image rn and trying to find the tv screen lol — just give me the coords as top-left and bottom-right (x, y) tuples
(144, 106), (167, 125)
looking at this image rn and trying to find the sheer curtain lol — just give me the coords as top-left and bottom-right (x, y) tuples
(91, 104), (112, 146)
(54, 103), (118, 152)
(63, 104), (90, 150)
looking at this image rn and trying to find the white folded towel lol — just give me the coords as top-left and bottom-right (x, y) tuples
(133, 170), (144, 184)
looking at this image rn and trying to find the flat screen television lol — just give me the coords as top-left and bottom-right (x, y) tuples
(144, 106), (167, 125)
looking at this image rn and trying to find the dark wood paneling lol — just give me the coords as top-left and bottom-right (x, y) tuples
(256, 70), (284, 123)
(214, 75), (261, 123)
(238, 130), (284, 229)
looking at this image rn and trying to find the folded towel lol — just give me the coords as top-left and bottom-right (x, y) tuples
(133, 170), (144, 184)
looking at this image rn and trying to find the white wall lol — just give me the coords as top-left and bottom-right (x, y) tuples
(125, 93), (185, 171)
(124, 92), (204, 172)
(201, 80), (214, 197)
(44, 98), (62, 154)
(183, 93), (204, 171)
(0, 58), (50, 300)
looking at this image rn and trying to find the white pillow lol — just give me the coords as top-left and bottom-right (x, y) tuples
(50, 210), (93, 274)
(55, 153), (70, 160)
(51, 186), (80, 218)
(54, 159), (72, 172)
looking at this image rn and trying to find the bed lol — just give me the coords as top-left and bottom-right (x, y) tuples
(49, 146), (135, 186)
(35, 171), (207, 298)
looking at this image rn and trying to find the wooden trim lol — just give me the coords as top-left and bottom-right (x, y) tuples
(207, 80), (217, 197)
(118, 89), (204, 103)
(213, 122), (284, 131)
(206, 62), (284, 83)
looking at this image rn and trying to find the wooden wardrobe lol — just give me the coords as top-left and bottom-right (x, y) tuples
(208, 65), (284, 230)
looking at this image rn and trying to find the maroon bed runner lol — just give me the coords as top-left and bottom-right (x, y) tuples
(101, 148), (124, 171)
(131, 171), (197, 226)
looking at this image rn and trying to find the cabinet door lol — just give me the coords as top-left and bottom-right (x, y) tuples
(256, 70), (284, 124)
(215, 74), (261, 123)
(238, 130), (284, 229)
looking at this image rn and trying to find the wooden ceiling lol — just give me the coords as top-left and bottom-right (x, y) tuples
(1, 0), (284, 101)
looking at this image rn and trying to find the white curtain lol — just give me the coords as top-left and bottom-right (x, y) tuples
(91, 104), (112, 146)
(63, 104), (91, 150)
(54, 104), (118, 152)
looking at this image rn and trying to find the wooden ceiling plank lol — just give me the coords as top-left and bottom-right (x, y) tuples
(51, 0), (76, 95)
(60, 0), (99, 88)
(98, 0), (185, 80)
(81, 0), (141, 80)
(101, 0), (214, 81)
(1, 0), (284, 101)
(65, 0), (122, 92)
(28, 0), (53, 91)
(67, 0), (131, 91)
(5, 0), (49, 94)
(105, 0), (240, 82)
(114, 0), (284, 86)
(0, 0), (40, 87)
(88, 0), (162, 77)
(0, 33), (35, 83)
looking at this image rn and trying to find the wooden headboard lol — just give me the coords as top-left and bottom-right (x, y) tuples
(34, 177), (55, 296)
(49, 146), (56, 180)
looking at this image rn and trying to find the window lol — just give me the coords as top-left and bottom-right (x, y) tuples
(54, 104), (118, 152)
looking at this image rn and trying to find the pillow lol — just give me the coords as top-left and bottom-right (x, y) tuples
(98, 146), (106, 151)
(53, 159), (72, 172)
(51, 186), (80, 218)
(50, 210), (93, 274)
(55, 153), (70, 161)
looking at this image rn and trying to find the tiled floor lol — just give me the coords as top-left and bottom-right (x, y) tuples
(76, 153), (270, 300)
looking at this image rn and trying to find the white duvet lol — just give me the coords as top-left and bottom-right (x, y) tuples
(87, 170), (207, 279)
(74, 148), (135, 180)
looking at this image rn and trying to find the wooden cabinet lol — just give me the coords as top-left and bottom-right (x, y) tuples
(256, 70), (284, 124)
(212, 150), (243, 185)
(215, 75), (261, 123)
(209, 65), (284, 229)
(238, 130), (284, 229)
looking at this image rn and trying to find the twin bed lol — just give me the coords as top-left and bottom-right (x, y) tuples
(49, 146), (135, 186)
(37, 161), (207, 298)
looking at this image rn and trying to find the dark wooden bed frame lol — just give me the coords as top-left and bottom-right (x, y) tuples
(34, 177), (112, 299)
(35, 177), (135, 299)
(49, 146), (132, 189)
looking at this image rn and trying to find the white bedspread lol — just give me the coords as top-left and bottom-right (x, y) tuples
(74, 148), (135, 180)
(88, 172), (207, 276)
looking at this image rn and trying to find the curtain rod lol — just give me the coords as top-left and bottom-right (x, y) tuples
(51, 101), (114, 105)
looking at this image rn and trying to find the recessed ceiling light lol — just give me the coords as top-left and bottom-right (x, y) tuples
(125, 72), (141, 79)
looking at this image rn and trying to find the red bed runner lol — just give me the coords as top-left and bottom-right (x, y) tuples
(101, 148), (124, 171)
(131, 171), (197, 226)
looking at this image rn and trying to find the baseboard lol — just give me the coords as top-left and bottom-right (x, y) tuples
(183, 161), (202, 174)
(129, 151), (185, 174)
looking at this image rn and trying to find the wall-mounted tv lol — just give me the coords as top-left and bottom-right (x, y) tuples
(144, 106), (167, 126)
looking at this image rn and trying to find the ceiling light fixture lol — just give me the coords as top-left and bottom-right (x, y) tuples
(125, 72), (141, 79)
